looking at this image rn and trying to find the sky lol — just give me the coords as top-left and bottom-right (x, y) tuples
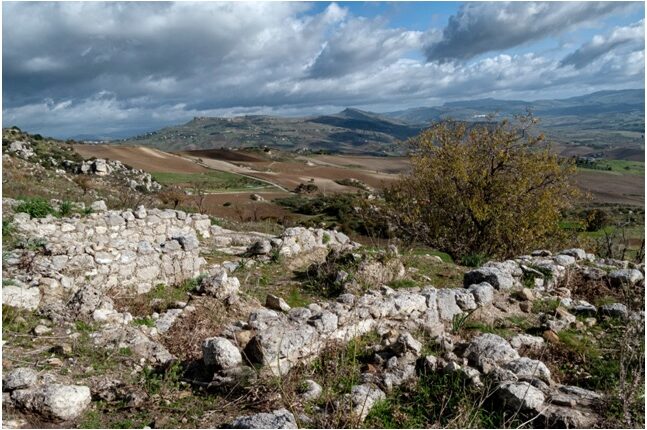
(2, 1), (645, 139)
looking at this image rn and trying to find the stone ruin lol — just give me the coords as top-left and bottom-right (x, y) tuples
(2, 199), (644, 428)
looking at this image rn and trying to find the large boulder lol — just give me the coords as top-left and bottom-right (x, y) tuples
(12, 384), (91, 421)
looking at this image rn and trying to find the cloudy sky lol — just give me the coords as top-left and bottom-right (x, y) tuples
(3, 1), (645, 138)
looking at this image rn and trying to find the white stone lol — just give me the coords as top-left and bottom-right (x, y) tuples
(231, 408), (297, 429)
(499, 381), (545, 411)
(90, 200), (107, 212)
(12, 384), (91, 421)
(202, 337), (242, 369)
(2, 285), (40, 311)
(3, 368), (38, 391)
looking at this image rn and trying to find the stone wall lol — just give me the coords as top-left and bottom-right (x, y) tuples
(3, 202), (211, 305)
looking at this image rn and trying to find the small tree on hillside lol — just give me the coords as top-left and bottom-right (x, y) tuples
(380, 115), (581, 261)
(159, 186), (186, 209)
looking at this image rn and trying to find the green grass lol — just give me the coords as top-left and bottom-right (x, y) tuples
(151, 171), (272, 192)
(286, 288), (311, 308)
(577, 160), (644, 176)
(531, 298), (561, 314)
(364, 369), (517, 428)
(388, 279), (418, 289)
(398, 251), (465, 289)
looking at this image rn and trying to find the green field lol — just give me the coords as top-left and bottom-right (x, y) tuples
(151, 171), (273, 192)
(578, 160), (644, 175)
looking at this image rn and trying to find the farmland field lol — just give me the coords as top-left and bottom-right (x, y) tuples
(73, 144), (643, 209)
(151, 171), (273, 192)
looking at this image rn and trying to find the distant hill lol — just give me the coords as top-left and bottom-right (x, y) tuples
(118, 89), (644, 156)
(118, 108), (420, 155)
(387, 89), (645, 150)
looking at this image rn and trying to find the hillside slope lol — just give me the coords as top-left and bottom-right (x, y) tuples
(118, 90), (644, 157)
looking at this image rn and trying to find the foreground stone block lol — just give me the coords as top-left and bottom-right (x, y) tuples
(230, 408), (297, 429)
(12, 384), (91, 421)
(202, 337), (242, 369)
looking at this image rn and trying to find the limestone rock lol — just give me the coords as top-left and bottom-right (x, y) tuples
(559, 249), (587, 260)
(608, 269), (644, 287)
(202, 337), (242, 369)
(392, 332), (422, 357)
(90, 200), (108, 212)
(599, 303), (628, 318)
(266, 294), (291, 312)
(504, 357), (551, 383)
(436, 289), (463, 322)
(464, 267), (514, 290)
(230, 408), (297, 429)
(510, 334), (544, 351)
(199, 270), (240, 299)
(299, 379), (322, 401)
(464, 334), (519, 369)
(498, 381), (545, 411)
(3, 368), (38, 391)
(2, 285), (40, 311)
(12, 384), (91, 421)
(347, 384), (386, 421)
(454, 289), (477, 311)
(467, 282), (495, 306)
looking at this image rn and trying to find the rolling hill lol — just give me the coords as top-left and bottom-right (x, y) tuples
(118, 90), (644, 157)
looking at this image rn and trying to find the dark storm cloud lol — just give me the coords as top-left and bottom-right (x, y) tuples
(424, 1), (635, 62)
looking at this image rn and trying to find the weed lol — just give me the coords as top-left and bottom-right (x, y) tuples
(133, 316), (156, 327)
(451, 311), (472, 334)
(75, 320), (97, 333)
(365, 368), (517, 428)
(531, 298), (560, 314)
(460, 253), (489, 268)
(141, 361), (184, 396)
(2, 305), (40, 335)
(388, 279), (417, 289)
(15, 197), (55, 218)
(57, 200), (73, 217)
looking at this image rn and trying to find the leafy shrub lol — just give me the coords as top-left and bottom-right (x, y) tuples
(15, 197), (55, 218)
(585, 208), (610, 232)
(294, 183), (319, 194)
(299, 250), (361, 298)
(379, 115), (580, 260)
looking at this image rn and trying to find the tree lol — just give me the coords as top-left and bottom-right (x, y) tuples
(584, 208), (610, 232)
(380, 115), (581, 261)
(191, 180), (210, 214)
(159, 186), (186, 209)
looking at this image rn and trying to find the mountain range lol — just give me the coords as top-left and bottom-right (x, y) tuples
(118, 89), (644, 157)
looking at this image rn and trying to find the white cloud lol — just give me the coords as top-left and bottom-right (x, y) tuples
(561, 19), (644, 68)
(2, 1), (644, 138)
